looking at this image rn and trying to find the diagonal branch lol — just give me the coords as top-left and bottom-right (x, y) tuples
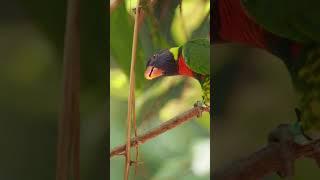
(213, 137), (320, 180)
(110, 106), (210, 158)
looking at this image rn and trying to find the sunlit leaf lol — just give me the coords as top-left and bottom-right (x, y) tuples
(171, 0), (210, 43)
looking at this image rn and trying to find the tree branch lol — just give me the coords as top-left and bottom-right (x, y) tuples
(56, 0), (80, 179)
(213, 136), (320, 180)
(110, 106), (210, 158)
(124, 0), (141, 179)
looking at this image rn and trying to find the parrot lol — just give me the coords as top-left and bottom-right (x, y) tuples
(144, 38), (210, 106)
(213, 0), (320, 144)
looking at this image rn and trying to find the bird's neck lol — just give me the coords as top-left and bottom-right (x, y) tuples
(214, 0), (303, 66)
(177, 55), (205, 82)
(214, 0), (268, 48)
(177, 55), (195, 77)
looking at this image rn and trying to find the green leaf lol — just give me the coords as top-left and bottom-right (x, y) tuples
(110, 3), (146, 89)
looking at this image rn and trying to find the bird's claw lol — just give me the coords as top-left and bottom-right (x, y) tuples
(194, 101), (205, 118)
(294, 108), (313, 144)
(194, 101), (203, 107)
(267, 109), (320, 177)
(268, 123), (320, 177)
(288, 108), (320, 168)
(268, 124), (295, 178)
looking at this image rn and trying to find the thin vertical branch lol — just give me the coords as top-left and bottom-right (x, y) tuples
(56, 0), (80, 179)
(132, 79), (139, 175)
(124, 1), (141, 179)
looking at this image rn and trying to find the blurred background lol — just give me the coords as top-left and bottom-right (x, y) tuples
(213, 44), (320, 179)
(0, 0), (107, 179)
(110, 0), (210, 179)
(3, 0), (318, 179)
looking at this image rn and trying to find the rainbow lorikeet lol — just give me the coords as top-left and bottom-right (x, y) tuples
(144, 38), (210, 106)
(213, 0), (320, 143)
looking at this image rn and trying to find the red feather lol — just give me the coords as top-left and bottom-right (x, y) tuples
(178, 55), (194, 77)
(216, 0), (303, 61)
(218, 0), (268, 49)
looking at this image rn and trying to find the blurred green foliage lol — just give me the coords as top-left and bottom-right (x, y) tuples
(0, 0), (107, 179)
(110, 0), (210, 179)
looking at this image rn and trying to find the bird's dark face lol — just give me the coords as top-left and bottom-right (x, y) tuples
(144, 49), (178, 80)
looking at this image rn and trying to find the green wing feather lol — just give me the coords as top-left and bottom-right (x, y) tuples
(242, 0), (320, 138)
(182, 38), (210, 75)
(241, 0), (320, 43)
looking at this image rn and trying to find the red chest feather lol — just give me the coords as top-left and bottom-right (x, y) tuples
(218, 0), (268, 49)
(178, 55), (194, 77)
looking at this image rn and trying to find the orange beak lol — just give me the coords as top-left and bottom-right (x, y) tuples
(144, 66), (164, 80)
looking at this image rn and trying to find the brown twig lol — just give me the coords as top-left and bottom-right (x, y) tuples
(110, 106), (210, 158)
(124, 0), (141, 179)
(56, 0), (80, 179)
(132, 77), (139, 175)
(213, 137), (320, 180)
